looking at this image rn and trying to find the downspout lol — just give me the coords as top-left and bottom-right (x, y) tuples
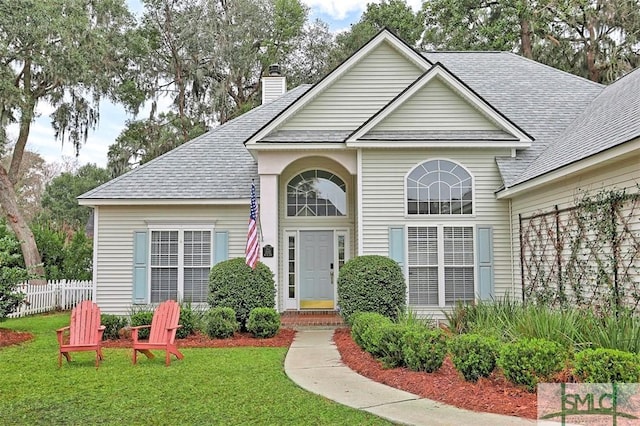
(509, 198), (515, 299)
(92, 207), (99, 303)
(357, 148), (363, 256)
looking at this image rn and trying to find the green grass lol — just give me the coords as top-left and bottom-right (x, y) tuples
(0, 314), (391, 425)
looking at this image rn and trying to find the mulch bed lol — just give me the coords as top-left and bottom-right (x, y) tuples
(101, 328), (296, 348)
(0, 328), (34, 347)
(333, 327), (537, 419)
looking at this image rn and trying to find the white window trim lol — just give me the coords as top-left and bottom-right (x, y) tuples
(406, 223), (477, 308)
(404, 158), (476, 218)
(147, 224), (215, 303)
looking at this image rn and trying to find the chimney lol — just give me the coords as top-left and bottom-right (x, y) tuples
(261, 64), (286, 104)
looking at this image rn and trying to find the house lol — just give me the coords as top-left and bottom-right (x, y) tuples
(79, 29), (640, 317)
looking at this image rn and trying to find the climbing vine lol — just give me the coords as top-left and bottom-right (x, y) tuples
(520, 186), (640, 314)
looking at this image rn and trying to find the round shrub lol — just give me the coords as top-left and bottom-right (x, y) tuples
(246, 307), (280, 338)
(100, 314), (128, 341)
(209, 258), (275, 329)
(448, 334), (500, 382)
(206, 307), (239, 339)
(498, 338), (566, 392)
(401, 326), (447, 373)
(337, 255), (406, 323)
(375, 322), (408, 368)
(350, 312), (393, 353)
(130, 310), (154, 340)
(176, 303), (199, 339)
(574, 348), (640, 383)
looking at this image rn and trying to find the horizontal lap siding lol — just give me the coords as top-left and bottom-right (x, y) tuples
(282, 42), (422, 131)
(95, 205), (246, 314)
(510, 153), (640, 293)
(377, 77), (499, 131)
(361, 149), (515, 318)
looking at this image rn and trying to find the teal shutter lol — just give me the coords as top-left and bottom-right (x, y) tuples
(477, 226), (494, 301)
(389, 227), (405, 269)
(214, 231), (229, 264)
(132, 231), (149, 304)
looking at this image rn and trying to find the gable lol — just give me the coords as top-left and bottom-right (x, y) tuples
(278, 41), (423, 132)
(372, 76), (500, 132)
(347, 62), (532, 147)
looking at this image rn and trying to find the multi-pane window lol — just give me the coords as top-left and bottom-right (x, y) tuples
(150, 229), (212, 303)
(408, 226), (474, 306)
(407, 159), (473, 215)
(287, 170), (346, 216)
(288, 235), (295, 298)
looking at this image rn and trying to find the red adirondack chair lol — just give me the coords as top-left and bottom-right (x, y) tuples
(56, 300), (105, 368)
(131, 300), (184, 366)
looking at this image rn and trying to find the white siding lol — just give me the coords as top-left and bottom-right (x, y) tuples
(94, 205), (247, 314)
(510, 153), (640, 296)
(360, 148), (514, 319)
(282, 41), (422, 131)
(375, 77), (500, 131)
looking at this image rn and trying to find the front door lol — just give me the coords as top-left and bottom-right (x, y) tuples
(299, 231), (334, 309)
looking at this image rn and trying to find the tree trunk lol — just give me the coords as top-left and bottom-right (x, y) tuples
(0, 166), (44, 277)
(520, 19), (533, 59)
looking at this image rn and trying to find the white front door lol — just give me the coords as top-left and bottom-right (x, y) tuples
(299, 230), (334, 309)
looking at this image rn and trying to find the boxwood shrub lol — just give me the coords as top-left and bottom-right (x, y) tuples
(574, 348), (640, 383)
(375, 322), (408, 368)
(176, 303), (199, 339)
(448, 333), (500, 382)
(498, 337), (566, 392)
(350, 312), (393, 353)
(205, 307), (239, 339)
(350, 312), (391, 351)
(337, 255), (406, 323)
(401, 326), (447, 373)
(100, 314), (128, 341)
(129, 309), (154, 340)
(247, 307), (280, 338)
(209, 258), (275, 329)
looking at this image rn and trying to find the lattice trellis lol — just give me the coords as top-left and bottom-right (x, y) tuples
(519, 190), (640, 314)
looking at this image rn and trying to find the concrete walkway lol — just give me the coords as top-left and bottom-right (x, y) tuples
(284, 329), (537, 426)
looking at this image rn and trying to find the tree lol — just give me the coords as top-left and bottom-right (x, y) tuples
(107, 112), (207, 177)
(334, 0), (424, 63)
(39, 164), (111, 228)
(0, 0), (139, 274)
(1, 147), (58, 222)
(421, 0), (640, 83)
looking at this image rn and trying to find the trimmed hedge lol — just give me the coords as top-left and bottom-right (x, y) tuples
(574, 348), (640, 383)
(350, 312), (393, 353)
(337, 255), (406, 323)
(205, 307), (239, 339)
(401, 327), (447, 373)
(129, 310), (154, 340)
(101, 314), (128, 341)
(209, 258), (275, 329)
(246, 308), (280, 338)
(176, 303), (199, 339)
(498, 338), (566, 392)
(448, 333), (500, 382)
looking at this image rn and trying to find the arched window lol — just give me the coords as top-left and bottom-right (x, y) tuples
(407, 159), (472, 215)
(287, 170), (346, 217)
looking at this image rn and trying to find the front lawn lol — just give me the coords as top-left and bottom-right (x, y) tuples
(0, 313), (390, 425)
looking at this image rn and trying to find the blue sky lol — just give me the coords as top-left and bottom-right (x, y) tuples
(13, 0), (421, 169)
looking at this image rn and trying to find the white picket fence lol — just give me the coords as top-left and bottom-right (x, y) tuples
(8, 280), (93, 318)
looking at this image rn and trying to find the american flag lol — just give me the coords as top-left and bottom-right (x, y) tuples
(245, 181), (259, 269)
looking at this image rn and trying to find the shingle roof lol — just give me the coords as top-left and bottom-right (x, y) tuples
(511, 67), (640, 186)
(79, 85), (311, 200)
(259, 129), (350, 143)
(422, 52), (604, 187)
(360, 130), (518, 141)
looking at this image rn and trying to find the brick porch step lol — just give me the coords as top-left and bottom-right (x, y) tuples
(280, 310), (345, 328)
